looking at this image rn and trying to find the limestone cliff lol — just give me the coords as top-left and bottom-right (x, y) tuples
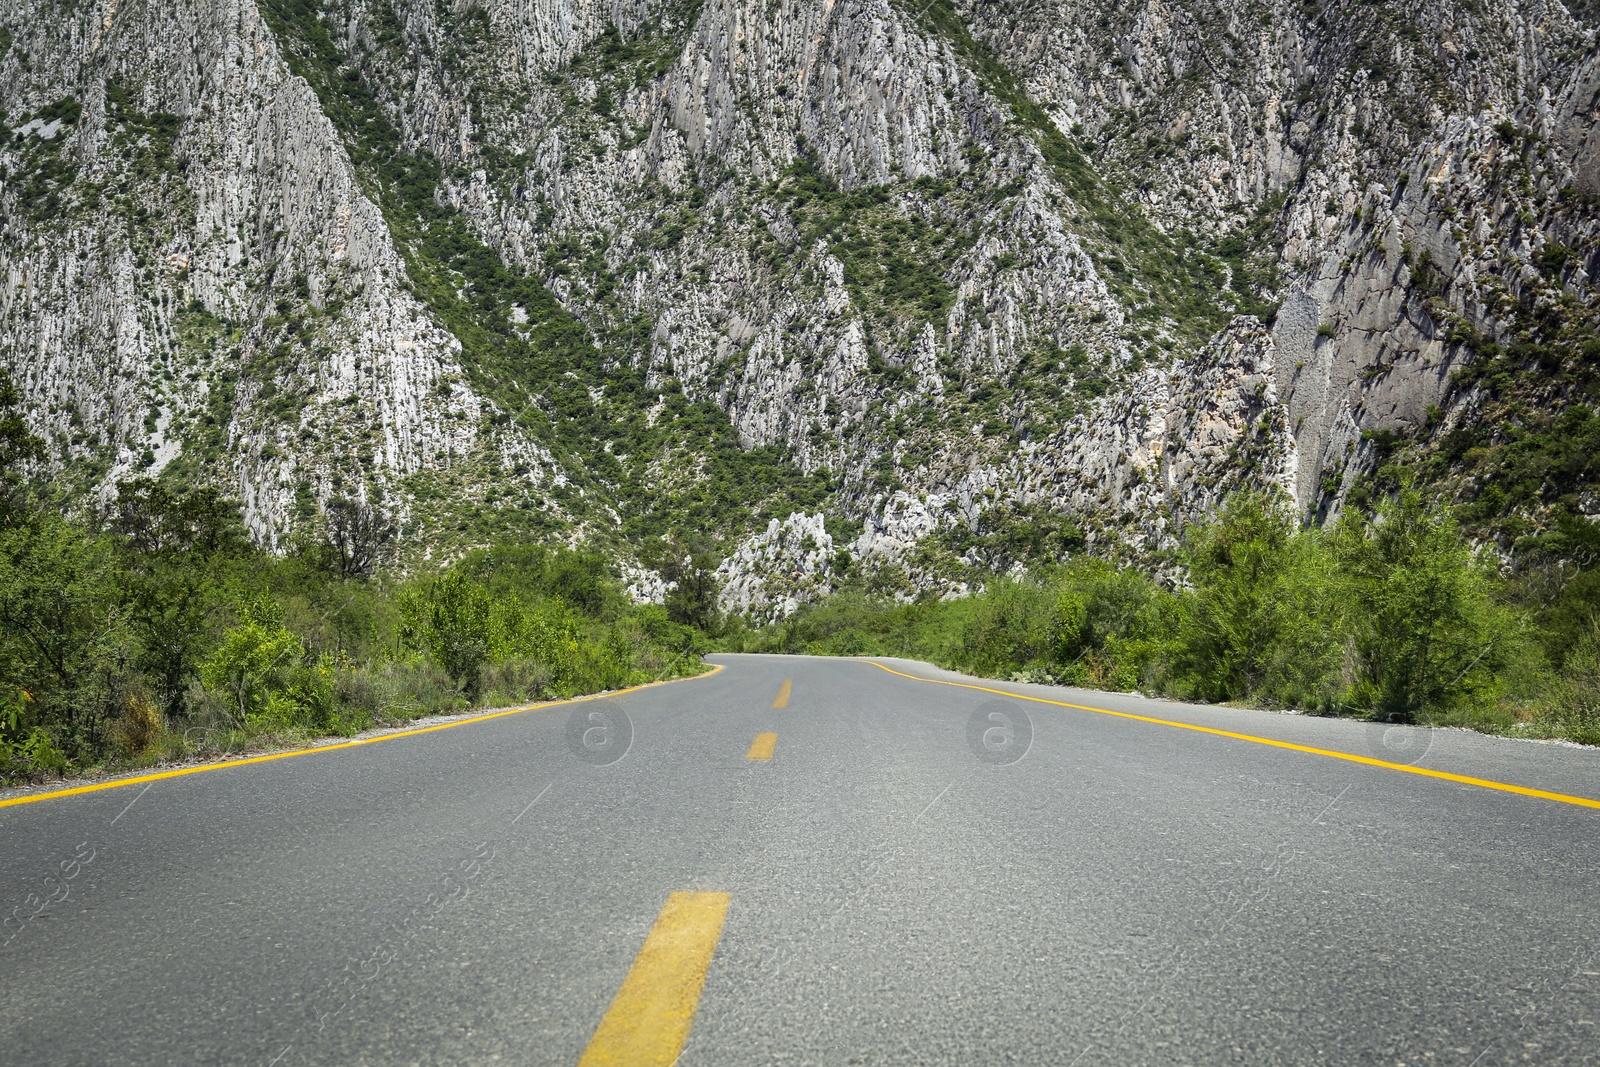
(2, 0), (1596, 606)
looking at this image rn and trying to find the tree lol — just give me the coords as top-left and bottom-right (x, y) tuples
(657, 532), (722, 632)
(1175, 491), (1343, 706)
(1333, 485), (1520, 719)
(400, 571), (495, 696)
(110, 478), (247, 557)
(1178, 492), (1301, 700)
(0, 369), (45, 529)
(323, 496), (395, 579)
(199, 597), (305, 728)
(0, 513), (129, 761)
(109, 478), (248, 717)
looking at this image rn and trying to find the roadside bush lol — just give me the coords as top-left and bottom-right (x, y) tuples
(361, 661), (466, 721)
(951, 577), (1058, 677)
(1171, 492), (1344, 708)
(400, 571), (495, 696)
(736, 482), (1574, 736)
(1518, 629), (1600, 745)
(1, 687), (70, 778)
(111, 691), (163, 757)
(200, 598), (308, 729)
(478, 657), (554, 707)
(1333, 487), (1523, 719)
(1051, 558), (1169, 690)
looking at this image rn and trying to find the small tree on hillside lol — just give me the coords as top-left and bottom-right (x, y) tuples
(111, 478), (246, 557)
(324, 496), (395, 579)
(0, 370), (44, 529)
(400, 571), (494, 698)
(657, 532), (721, 633)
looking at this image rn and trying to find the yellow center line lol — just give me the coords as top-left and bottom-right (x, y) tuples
(745, 732), (778, 761)
(772, 679), (792, 709)
(0, 665), (726, 812)
(578, 890), (731, 1067)
(860, 660), (1600, 812)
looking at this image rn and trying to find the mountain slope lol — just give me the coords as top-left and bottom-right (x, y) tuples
(2, 0), (1596, 600)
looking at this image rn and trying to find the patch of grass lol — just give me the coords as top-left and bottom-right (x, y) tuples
(772, 154), (966, 328)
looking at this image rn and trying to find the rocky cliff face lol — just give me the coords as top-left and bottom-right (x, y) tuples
(0, 0), (567, 548)
(2, 0), (1596, 603)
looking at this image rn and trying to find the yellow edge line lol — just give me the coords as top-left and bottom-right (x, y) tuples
(0, 663), (725, 812)
(860, 660), (1600, 812)
(578, 890), (731, 1067)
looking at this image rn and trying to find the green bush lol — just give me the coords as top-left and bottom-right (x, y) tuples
(951, 578), (1059, 677)
(1333, 487), (1523, 719)
(399, 571), (497, 697)
(1050, 558), (1169, 689)
(199, 596), (343, 732)
(1530, 631), (1600, 745)
(1171, 492), (1344, 708)
(0, 405), (707, 782)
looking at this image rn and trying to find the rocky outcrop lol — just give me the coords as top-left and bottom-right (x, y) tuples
(717, 511), (837, 622)
(1278, 46), (1600, 516)
(0, 0), (557, 546)
(2, 0), (1596, 603)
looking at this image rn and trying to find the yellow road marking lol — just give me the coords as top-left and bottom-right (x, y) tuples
(0, 665), (725, 812)
(861, 660), (1600, 812)
(745, 732), (778, 761)
(772, 679), (792, 708)
(578, 891), (731, 1067)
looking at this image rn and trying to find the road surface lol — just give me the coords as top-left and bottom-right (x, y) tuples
(2, 654), (1598, 1065)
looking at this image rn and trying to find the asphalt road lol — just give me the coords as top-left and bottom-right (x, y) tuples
(3, 653), (1599, 1065)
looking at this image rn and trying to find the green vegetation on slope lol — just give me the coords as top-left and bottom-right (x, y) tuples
(736, 488), (1600, 745)
(255, 0), (829, 549)
(1339, 177), (1600, 548)
(772, 157), (966, 330)
(0, 373), (708, 782)
(903, 0), (1272, 343)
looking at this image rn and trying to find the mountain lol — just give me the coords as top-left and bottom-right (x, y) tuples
(2, 0), (1596, 613)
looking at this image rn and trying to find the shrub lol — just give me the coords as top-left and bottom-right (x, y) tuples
(112, 691), (163, 756)
(478, 657), (554, 707)
(200, 600), (308, 729)
(1173, 492), (1343, 707)
(399, 571), (495, 696)
(1536, 631), (1600, 745)
(1333, 486), (1523, 719)
(1051, 558), (1167, 688)
(952, 577), (1059, 677)
(362, 661), (466, 721)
